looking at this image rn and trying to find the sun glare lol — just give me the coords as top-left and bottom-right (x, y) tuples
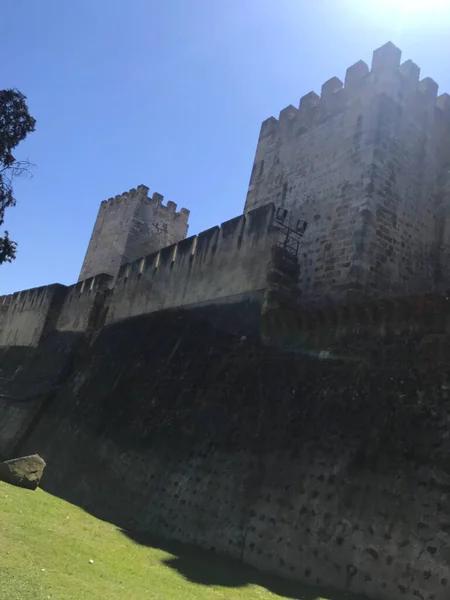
(349, 0), (450, 27)
(386, 0), (447, 11)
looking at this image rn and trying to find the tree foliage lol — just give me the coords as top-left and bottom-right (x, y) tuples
(0, 89), (36, 264)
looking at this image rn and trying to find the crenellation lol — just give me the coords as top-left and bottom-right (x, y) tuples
(5, 41), (450, 346)
(103, 204), (283, 323)
(120, 250), (160, 279)
(158, 243), (178, 268)
(370, 41), (402, 74)
(176, 235), (197, 258)
(136, 183), (149, 195)
(260, 116), (279, 138)
(344, 60), (369, 93)
(245, 41), (450, 306)
(0, 294), (13, 308)
(151, 191), (164, 204)
(195, 226), (220, 261)
(220, 214), (245, 240)
(74, 273), (113, 296)
(253, 45), (440, 161)
(0, 284), (68, 347)
(436, 93), (450, 112)
(279, 104), (298, 123)
(320, 83), (345, 119)
(299, 91), (319, 110)
(144, 251), (159, 274)
(418, 76), (439, 101)
(399, 59), (420, 83)
(297, 91), (320, 129)
(320, 76), (343, 102)
(78, 184), (190, 281)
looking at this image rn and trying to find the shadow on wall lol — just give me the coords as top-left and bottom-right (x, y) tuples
(120, 528), (369, 600)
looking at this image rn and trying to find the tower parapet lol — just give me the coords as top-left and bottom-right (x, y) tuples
(255, 42), (445, 150)
(79, 184), (190, 281)
(245, 42), (450, 307)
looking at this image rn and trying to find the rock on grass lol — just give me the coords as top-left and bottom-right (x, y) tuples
(0, 455), (46, 490)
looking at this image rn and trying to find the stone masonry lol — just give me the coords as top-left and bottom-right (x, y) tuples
(79, 184), (190, 281)
(245, 41), (450, 307)
(4, 41), (450, 339)
(5, 41), (450, 600)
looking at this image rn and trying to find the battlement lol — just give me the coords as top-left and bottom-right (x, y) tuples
(116, 203), (279, 282)
(56, 273), (113, 333)
(0, 284), (67, 347)
(107, 203), (282, 323)
(246, 41), (450, 306)
(80, 184), (190, 281)
(260, 42), (448, 141)
(67, 273), (113, 297)
(7, 40), (450, 349)
(0, 284), (66, 314)
(99, 184), (190, 223)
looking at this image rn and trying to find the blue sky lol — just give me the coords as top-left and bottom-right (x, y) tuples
(2, 0), (450, 294)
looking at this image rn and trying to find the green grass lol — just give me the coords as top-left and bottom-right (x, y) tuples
(0, 480), (367, 600)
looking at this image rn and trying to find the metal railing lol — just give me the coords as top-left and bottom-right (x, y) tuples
(274, 207), (308, 257)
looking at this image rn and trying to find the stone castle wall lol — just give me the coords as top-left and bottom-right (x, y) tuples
(55, 274), (113, 333)
(0, 203), (290, 348)
(0, 275), (114, 348)
(107, 203), (280, 324)
(245, 42), (450, 306)
(0, 285), (67, 347)
(1, 300), (450, 600)
(4, 41), (450, 600)
(5, 42), (450, 343)
(78, 185), (190, 282)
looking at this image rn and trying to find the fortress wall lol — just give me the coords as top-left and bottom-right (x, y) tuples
(0, 204), (286, 346)
(0, 330), (87, 460)
(0, 274), (113, 350)
(0, 284), (67, 347)
(262, 292), (450, 352)
(245, 42), (449, 305)
(435, 166), (450, 290)
(0, 397), (41, 459)
(106, 203), (279, 324)
(55, 274), (113, 333)
(9, 304), (450, 600)
(0, 294), (12, 338)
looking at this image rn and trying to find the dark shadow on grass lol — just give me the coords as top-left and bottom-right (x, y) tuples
(121, 528), (368, 600)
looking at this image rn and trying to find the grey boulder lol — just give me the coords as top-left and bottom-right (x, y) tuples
(0, 454), (46, 490)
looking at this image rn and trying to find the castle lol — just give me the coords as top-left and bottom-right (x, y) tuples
(3, 42), (450, 600)
(2, 41), (450, 345)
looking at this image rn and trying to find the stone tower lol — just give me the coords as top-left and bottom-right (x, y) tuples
(245, 41), (450, 307)
(79, 184), (190, 281)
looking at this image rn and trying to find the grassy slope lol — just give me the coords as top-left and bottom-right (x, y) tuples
(0, 481), (366, 600)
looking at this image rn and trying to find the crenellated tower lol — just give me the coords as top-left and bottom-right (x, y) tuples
(79, 184), (190, 281)
(245, 41), (450, 306)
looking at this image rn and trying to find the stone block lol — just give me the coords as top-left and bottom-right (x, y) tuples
(0, 454), (46, 490)
(371, 41), (402, 73)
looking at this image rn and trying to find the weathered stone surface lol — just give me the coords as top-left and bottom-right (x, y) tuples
(78, 185), (190, 282)
(245, 42), (450, 308)
(0, 305), (448, 600)
(0, 454), (46, 490)
(5, 41), (450, 600)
